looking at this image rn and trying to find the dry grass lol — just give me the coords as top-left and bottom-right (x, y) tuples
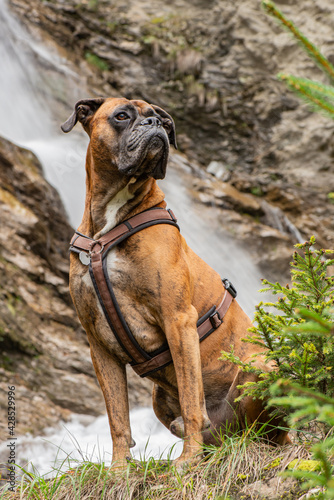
(0, 428), (311, 500)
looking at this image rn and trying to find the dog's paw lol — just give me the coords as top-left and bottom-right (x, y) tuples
(203, 417), (211, 430)
(170, 416), (211, 438)
(173, 452), (202, 474)
(109, 457), (131, 472)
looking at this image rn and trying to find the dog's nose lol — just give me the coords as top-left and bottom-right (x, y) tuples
(140, 116), (161, 127)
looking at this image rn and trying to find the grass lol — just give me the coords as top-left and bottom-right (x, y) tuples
(0, 425), (311, 500)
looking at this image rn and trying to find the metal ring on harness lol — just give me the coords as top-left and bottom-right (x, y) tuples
(90, 241), (105, 254)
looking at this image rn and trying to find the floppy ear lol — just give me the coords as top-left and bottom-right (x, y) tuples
(151, 104), (177, 149)
(61, 97), (106, 133)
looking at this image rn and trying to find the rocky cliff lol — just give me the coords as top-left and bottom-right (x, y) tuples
(0, 137), (151, 436)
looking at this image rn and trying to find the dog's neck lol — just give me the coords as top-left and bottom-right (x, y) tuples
(78, 149), (166, 239)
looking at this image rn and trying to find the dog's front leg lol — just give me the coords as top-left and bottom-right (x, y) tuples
(87, 332), (132, 468)
(164, 305), (210, 465)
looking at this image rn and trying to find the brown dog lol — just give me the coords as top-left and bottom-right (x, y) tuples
(61, 97), (288, 468)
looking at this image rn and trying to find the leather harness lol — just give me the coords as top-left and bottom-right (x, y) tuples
(69, 207), (237, 378)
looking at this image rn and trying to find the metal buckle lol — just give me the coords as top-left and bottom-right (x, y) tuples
(222, 278), (237, 298)
(209, 310), (222, 329)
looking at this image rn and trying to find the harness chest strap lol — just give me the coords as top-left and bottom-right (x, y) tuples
(70, 207), (179, 253)
(70, 207), (237, 378)
(90, 250), (149, 364)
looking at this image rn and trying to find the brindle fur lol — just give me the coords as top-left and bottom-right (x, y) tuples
(62, 97), (289, 469)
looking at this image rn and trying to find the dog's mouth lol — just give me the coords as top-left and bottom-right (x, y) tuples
(142, 136), (168, 179)
(119, 130), (169, 179)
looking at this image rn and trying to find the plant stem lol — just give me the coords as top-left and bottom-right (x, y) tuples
(262, 0), (334, 81)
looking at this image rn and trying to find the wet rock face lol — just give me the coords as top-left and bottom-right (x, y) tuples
(0, 137), (152, 436)
(0, 136), (72, 273)
(5, 0), (328, 165)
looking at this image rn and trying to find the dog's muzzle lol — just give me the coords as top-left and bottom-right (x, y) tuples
(120, 118), (169, 178)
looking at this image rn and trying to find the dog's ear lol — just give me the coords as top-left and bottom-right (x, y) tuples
(61, 97), (106, 133)
(151, 104), (177, 149)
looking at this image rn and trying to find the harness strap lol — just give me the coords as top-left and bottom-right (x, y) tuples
(70, 207), (178, 254)
(70, 207), (237, 377)
(89, 251), (149, 364)
(132, 289), (234, 377)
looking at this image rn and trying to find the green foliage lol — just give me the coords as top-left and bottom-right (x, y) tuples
(85, 52), (109, 72)
(220, 237), (334, 407)
(87, 0), (98, 11)
(278, 75), (334, 120)
(327, 193), (334, 204)
(270, 381), (334, 499)
(221, 236), (334, 497)
(250, 186), (264, 197)
(262, 0), (334, 119)
(269, 347), (334, 497)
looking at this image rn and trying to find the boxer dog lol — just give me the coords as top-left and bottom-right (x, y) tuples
(61, 97), (289, 469)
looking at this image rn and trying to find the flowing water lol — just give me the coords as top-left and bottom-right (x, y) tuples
(0, 0), (88, 224)
(1, 409), (183, 475)
(0, 0), (276, 475)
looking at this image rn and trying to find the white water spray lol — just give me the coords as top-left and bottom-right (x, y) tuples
(0, 0), (88, 225)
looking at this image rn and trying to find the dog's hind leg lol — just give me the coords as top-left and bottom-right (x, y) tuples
(212, 368), (291, 445)
(152, 385), (210, 439)
(152, 384), (182, 434)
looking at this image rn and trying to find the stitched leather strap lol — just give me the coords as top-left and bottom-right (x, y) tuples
(70, 208), (178, 253)
(89, 252), (149, 364)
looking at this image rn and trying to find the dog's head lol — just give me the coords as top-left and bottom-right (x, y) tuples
(61, 97), (177, 180)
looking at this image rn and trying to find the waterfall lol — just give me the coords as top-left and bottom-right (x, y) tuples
(0, 410), (183, 477)
(0, 0), (51, 142)
(0, 0), (275, 476)
(0, 0), (88, 225)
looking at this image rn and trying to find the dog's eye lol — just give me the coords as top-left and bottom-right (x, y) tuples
(115, 112), (129, 121)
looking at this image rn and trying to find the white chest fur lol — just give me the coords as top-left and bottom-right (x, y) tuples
(99, 181), (135, 236)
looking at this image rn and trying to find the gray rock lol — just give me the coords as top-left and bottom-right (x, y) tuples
(242, 477), (298, 500)
(207, 161), (231, 181)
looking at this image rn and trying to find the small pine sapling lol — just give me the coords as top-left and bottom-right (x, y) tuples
(269, 320), (334, 499)
(220, 237), (334, 413)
